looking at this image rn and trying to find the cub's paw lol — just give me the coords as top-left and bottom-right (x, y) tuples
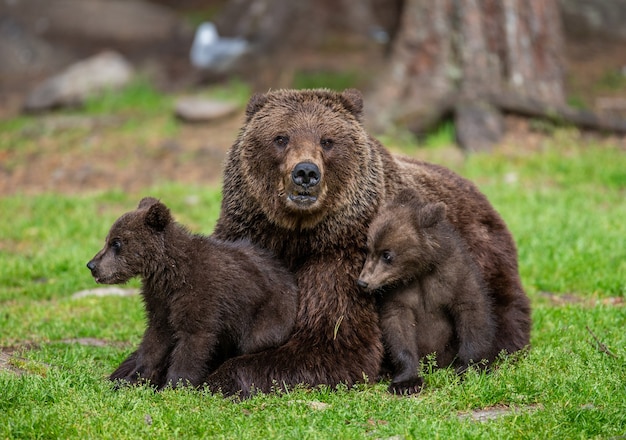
(111, 372), (152, 389)
(109, 351), (139, 381)
(388, 376), (424, 395)
(111, 368), (161, 390)
(162, 372), (197, 390)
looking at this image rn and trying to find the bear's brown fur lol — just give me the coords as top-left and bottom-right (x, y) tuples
(359, 189), (497, 395)
(87, 197), (298, 389)
(207, 88), (531, 397)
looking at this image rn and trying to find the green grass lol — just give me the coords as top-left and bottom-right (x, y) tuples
(459, 133), (626, 297)
(83, 78), (175, 116)
(293, 70), (363, 91)
(1, 111), (626, 438)
(379, 120), (457, 156)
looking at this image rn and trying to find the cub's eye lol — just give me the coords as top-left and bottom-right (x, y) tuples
(320, 138), (334, 151)
(111, 240), (122, 253)
(274, 135), (289, 148)
(381, 251), (393, 264)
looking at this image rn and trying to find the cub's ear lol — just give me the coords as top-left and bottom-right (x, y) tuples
(137, 197), (160, 210)
(340, 88), (363, 120)
(145, 202), (172, 231)
(417, 202), (446, 229)
(245, 92), (270, 122)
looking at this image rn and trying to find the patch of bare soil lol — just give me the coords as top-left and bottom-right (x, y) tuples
(538, 291), (625, 308)
(0, 347), (30, 376)
(0, 339), (133, 375)
(0, 109), (244, 196)
(458, 404), (543, 422)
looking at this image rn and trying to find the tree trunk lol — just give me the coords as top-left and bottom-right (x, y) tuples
(367, 0), (565, 151)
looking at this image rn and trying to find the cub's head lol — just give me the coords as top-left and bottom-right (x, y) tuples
(231, 88), (383, 230)
(357, 189), (446, 293)
(86, 197), (172, 284)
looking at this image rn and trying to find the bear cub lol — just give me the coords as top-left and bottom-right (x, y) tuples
(358, 189), (497, 395)
(87, 197), (298, 389)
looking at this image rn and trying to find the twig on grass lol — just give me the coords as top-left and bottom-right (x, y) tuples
(586, 326), (618, 359)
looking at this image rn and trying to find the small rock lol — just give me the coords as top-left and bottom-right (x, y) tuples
(307, 401), (330, 411)
(289, 400), (330, 411)
(174, 97), (238, 122)
(503, 172), (518, 184)
(24, 50), (134, 112)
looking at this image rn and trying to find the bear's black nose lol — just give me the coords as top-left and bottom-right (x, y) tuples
(357, 279), (368, 289)
(292, 162), (320, 188)
(87, 261), (96, 271)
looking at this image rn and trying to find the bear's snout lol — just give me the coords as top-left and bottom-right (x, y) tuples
(291, 162), (320, 188)
(87, 259), (105, 283)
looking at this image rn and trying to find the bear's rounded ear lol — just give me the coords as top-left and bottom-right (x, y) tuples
(138, 197), (160, 210)
(245, 92), (270, 122)
(417, 202), (446, 229)
(340, 88), (363, 120)
(145, 202), (172, 231)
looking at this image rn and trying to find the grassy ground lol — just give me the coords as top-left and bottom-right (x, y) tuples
(1, 84), (625, 439)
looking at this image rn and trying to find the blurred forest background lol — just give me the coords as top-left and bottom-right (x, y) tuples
(1, 0), (625, 193)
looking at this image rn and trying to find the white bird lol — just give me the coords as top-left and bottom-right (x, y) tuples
(190, 22), (250, 73)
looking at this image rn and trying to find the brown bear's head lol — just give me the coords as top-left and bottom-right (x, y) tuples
(357, 189), (447, 293)
(231, 88), (383, 231)
(86, 197), (172, 284)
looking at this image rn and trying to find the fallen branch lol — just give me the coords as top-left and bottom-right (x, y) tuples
(398, 92), (626, 150)
(585, 325), (618, 359)
(492, 93), (626, 136)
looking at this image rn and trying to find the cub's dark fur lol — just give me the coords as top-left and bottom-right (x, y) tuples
(358, 189), (497, 394)
(87, 197), (298, 389)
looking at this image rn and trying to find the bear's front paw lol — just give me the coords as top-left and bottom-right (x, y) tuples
(388, 376), (424, 395)
(113, 370), (151, 388)
(111, 364), (160, 389)
(162, 372), (196, 390)
(109, 350), (139, 381)
(204, 366), (247, 398)
(455, 358), (489, 376)
(110, 371), (150, 390)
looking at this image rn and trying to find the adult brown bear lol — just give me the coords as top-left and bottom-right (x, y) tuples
(207, 88), (531, 397)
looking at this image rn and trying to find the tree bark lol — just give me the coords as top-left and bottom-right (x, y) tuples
(367, 0), (566, 151)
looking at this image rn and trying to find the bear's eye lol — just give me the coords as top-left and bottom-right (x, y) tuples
(381, 251), (394, 264)
(274, 135), (289, 148)
(111, 240), (122, 253)
(320, 138), (334, 151)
